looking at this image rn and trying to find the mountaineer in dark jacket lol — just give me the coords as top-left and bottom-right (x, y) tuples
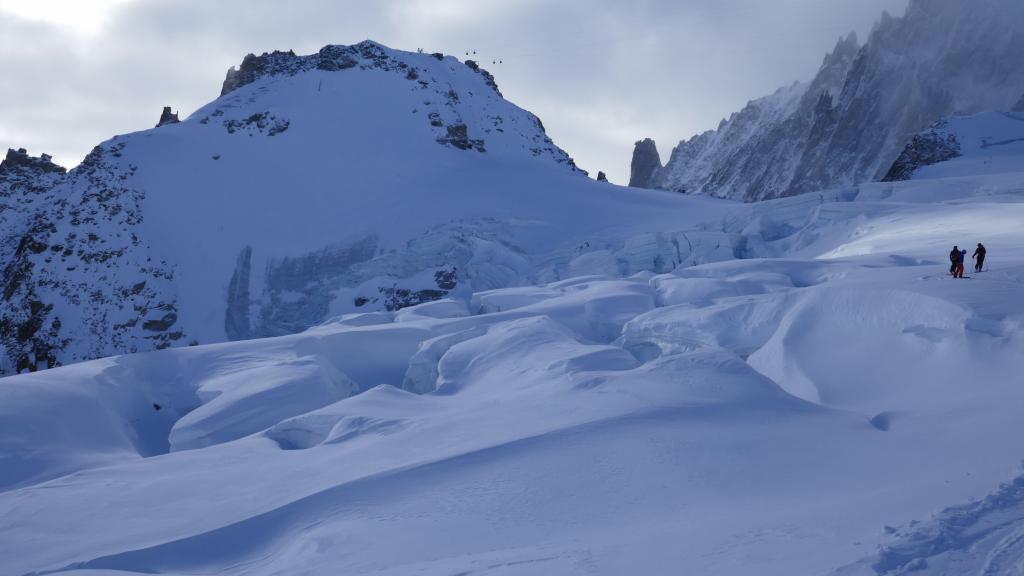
(950, 246), (965, 278)
(973, 243), (987, 273)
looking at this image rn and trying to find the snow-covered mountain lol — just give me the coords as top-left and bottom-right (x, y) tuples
(1, 41), (752, 376)
(3, 106), (1024, 575)
(631, 0), (1024, 201)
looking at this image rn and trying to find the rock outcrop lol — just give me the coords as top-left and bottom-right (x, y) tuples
(156, 106), (180, 127)
(0, 149), (69, 373)
(0, 141), (182, 374)
(882, 111), (1024, 181)
(628, 139), (662, 188)
(881, 121), (961, 181)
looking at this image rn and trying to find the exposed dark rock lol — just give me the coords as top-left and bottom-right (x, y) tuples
(597, 171), (608, 182)
(882, 122), (961, 181)
(143, 312), (178, 332)
(476, 68), (501, 95)
(434, 267), (458, 290)
(221, 50), (299, 96)
(378, 286), (448, 312)
(1, 148), (66, 175)
(223, 112), (290, 136)
(458, 59), (501, 95)
(219, 42), (453, 97)
(156, 106), (180, 127)
(437, 124), (485, 152)
(316, 45), (358, 71)
(1, 140), (184, 375)
(629, 139), (662, 188)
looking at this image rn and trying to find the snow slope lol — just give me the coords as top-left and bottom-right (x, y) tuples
(632, 0), (1024, 200)
(2, 111), (1024, 575)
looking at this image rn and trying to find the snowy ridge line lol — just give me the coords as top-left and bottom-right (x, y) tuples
(220, 40), (500, 99)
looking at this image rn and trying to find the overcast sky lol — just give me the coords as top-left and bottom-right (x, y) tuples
(0, 0), (909, 184)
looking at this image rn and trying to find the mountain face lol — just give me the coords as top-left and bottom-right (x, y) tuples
(0, 40), (741, 376)
(0, 144), (183, 375)
(0, 149), (68, 373)
(632, 0), (1024, 201)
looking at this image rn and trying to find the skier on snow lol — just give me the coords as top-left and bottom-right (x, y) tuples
(973, 243), (986, 273)
(950, 246), (965, 278)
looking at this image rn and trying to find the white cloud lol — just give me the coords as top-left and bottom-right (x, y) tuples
(0, 0), (134, 31)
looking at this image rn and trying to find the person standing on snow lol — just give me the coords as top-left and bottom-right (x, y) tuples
(973, 243), (987, 273)
(950, 246), (963, 277)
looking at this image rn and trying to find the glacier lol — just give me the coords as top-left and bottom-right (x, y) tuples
(2, 107), (1024, 574)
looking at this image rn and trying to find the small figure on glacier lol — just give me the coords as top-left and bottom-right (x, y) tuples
(973, 243), (986, 272)
(949, 246), (965, 278)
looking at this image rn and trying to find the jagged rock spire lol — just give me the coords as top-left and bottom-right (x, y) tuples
(629, 139), (662, 189)
(156, 106), (180, 127)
